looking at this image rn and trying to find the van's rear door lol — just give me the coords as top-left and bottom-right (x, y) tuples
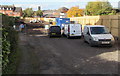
(70, 24), (82, 36)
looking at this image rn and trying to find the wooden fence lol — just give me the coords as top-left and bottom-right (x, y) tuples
(70, 15), (120, 38)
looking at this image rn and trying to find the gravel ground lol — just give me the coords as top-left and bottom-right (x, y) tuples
(17, 23), (119, 74)
(96, 50), (119, 62)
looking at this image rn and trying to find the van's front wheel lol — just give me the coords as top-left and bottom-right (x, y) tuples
(89, 40), (95, 47)
(84, 38), (87, 43)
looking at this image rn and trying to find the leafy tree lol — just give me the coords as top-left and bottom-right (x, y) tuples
(23, 8), (34, 17)
(85, 1), (113, 15)
(34, 10), (43, 17)
(67, 7), (83, 17)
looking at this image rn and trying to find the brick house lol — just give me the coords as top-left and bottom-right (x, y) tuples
(0, 5), (22, 17)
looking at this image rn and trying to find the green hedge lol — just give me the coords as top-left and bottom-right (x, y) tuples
(1, 14), (19, 74)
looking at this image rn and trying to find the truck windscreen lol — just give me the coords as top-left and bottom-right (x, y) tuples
(90, 27), (109, 34)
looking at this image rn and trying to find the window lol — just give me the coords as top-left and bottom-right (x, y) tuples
(90, 27), (109, 34)
(7, 8), (9, 10)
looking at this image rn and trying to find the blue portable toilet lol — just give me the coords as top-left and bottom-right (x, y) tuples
(56, 18), (70, 29)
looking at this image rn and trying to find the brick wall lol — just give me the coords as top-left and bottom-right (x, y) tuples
(0, 10), (22, 17)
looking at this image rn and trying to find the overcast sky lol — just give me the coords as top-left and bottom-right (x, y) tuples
(1, 0), (119, 10)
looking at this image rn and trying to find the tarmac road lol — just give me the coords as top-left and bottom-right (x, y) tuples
(17, 23), (119, 74)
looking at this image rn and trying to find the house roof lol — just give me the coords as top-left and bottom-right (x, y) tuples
(0, 5), (14, 8)
(0, 5), (22, 12)
(14, 7), (22, 12)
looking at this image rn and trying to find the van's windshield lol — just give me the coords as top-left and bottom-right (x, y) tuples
(90, 27), (109, 34)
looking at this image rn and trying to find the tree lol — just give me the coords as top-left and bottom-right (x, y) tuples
(34, 10), (43, 17)
(58, 7), (69, 13)
(23, 8), (34, 17)
(85, 1), (113, 15)
(67, 7), (83, 17)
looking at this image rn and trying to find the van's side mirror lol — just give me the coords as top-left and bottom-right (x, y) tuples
(87, 31), (90, 35)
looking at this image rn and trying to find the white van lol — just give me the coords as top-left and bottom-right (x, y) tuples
(63, 24), (82, 38)
(83, 25), (115, 46)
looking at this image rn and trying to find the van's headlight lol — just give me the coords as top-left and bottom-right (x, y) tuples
(93, 37), (98, 41)
(111, 37), (114, 41)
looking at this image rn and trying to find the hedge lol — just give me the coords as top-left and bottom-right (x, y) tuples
(1, 14), (19, 74)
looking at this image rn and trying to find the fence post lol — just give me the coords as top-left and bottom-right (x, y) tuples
(94, 19), (96, 25)
(84, 18), (86, 25)
(89, 19), (90, 24)
(101, 19), (103, 25)
(118, 15), (120, 45)
(109, 19), (112, 33)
